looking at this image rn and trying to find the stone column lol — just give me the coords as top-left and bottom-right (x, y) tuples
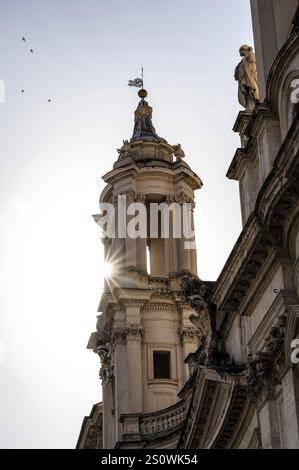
(113, 327), (129, 441)
(189, 202), (198, 275)
(258, 397), (281, 449)
(110, 194), (126, 285)
(136, 194), (147, 275)
(127, 328), (144, 412)
(125, 192), (137, 271)
(102, 379), (115, 448)
(164, 199), (174, 275)
(279, 367), (299, 448)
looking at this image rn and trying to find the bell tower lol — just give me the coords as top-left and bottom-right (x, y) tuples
(88, 89), (203, 448)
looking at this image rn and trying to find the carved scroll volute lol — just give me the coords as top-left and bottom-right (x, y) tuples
(245, 313), (287, 400)
(180, 274), (214, 339)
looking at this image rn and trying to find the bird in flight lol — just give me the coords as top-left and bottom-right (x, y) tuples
(20, 36), (53, 103)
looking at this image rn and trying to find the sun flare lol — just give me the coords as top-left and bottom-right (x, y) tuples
(103, 261), (112, 278)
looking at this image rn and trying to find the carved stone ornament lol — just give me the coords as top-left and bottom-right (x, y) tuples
(180, 326), (202, 344)
(245, 314), (287, 399)
(92, 313), (115, 384)
(96, 323), (144, 384)
(97, 344), (115, 384)
(172, 143), (185, 159)
(117, 140), (132, 159)
(180, 274), (214, 339)
(181, 274), (240, 371)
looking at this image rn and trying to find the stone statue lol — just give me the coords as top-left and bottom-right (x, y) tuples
(117, 140), (131, 158)
(132, 100), (160, 140)
(235, 44), (259, 112)
(172, 144), (185, 159)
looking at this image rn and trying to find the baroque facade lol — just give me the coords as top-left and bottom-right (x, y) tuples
(77, 0), (299, 449)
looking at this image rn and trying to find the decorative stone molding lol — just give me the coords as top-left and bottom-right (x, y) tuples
(212, 215), (262, 309)
(149, 277), (171, 294)
(76, 403), (103, 449)
(180, 380), (217, 449)
(122, 300), (146, 309)
(142, 303), (177, 312)
(212, 386), (248, 449)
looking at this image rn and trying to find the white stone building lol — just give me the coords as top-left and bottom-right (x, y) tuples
(77, 0), (299, 449)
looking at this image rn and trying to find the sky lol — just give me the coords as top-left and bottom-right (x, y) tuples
(0, 0), (254, 449)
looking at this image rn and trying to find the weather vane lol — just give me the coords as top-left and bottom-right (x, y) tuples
(128, 67), (147, 99)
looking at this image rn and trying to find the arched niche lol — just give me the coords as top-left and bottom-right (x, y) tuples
(279, 70), (299, 139)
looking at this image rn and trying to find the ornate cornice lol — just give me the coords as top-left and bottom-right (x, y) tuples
(101, 162), (202, 194)
(76, 403), (103, 449)
(212, 386), (248, 449)
(227, 136), (258, 180)
(212, 214), (264, 309)
(243, 103), (276, 140)
(178, 367), (248, 449)
(121, 300), (147, 308)
(142, 303), (177, 312)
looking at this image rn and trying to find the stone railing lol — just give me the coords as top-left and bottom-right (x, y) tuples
(149, 276), (171, 294)
(120, 400), (187, 442)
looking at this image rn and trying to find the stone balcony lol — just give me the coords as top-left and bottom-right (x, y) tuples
(119, 400), (187, 444)
(148, 276), (171, 294)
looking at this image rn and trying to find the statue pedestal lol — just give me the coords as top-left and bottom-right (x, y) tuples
(233, 111), (252, 148)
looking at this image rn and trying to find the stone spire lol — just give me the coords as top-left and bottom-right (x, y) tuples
(115, 88), (190, 169)
(84, 83), (203, 450)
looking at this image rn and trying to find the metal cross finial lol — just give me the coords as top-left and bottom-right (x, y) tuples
(128, 67), (144, 89)
(128, 68), (147, 99)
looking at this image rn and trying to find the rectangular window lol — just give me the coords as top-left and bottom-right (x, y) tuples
(153, 351), (171, 379)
